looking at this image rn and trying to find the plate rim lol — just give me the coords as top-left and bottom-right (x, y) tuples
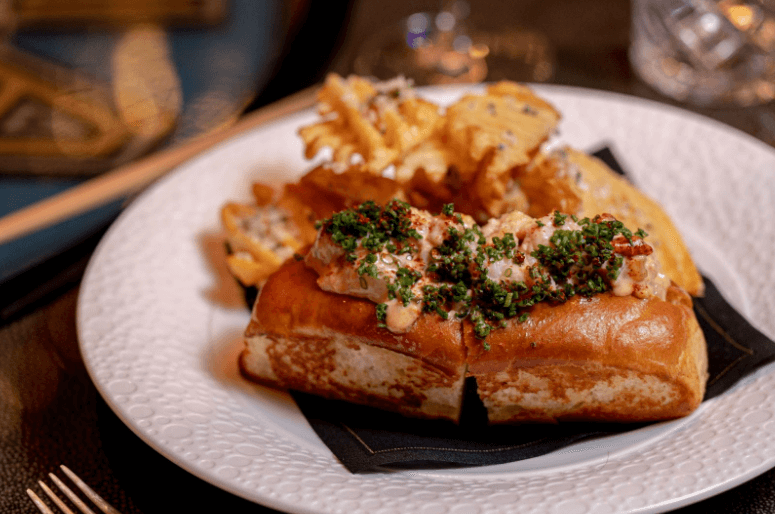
(77, 82), (775, 514)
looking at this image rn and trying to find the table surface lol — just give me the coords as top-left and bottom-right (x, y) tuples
(3, 1), (775, 513)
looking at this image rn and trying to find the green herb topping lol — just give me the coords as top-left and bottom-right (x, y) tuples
(317, 199), (422, 263)
(315, 203), (652, 347)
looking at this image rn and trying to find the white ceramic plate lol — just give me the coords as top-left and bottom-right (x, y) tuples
(77, 85), (775, 514)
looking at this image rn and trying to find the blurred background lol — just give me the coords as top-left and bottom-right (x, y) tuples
(4, 0), (773, 176)
(4, 0), (773, 288)
(3, 2), (775, 513)
(266, 0), (775, 141)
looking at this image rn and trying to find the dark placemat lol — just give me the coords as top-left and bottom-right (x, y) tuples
(287, 146), (775, 473)
(589, 146), (775, 400)
(293, 273), (775, 472)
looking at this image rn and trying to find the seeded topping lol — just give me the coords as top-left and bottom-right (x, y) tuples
(230, 204), (301, 261)
(306, 201), (668, 344)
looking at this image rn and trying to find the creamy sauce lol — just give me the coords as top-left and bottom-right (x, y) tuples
(234, 205), (300, 262)
(482, 213), (669, 301)
(307, 203), (668, 335)
(611, 246), (669, 299)
(306, 206), (473, 331)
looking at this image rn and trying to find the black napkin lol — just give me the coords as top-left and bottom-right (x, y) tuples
(288, 146), (775, 473)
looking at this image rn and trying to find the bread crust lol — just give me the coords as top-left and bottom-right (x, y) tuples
(465, 284), (708, 423)
(242, 261), (708, 424)
(243, 259), (467, 421)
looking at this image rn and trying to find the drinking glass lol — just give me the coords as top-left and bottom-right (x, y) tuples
(630, 0), (775, 106)
(353, 1), (554, 86)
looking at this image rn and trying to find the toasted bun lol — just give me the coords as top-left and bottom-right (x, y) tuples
(465, 284), (708, 423)
(242, 259), (467, 422)
(242, 261), (707, 424)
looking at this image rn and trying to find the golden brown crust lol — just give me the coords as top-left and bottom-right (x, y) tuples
(465, 284), (708, 423)
(243, 259), (467, 422)
(240, 337), (466, 421)
(243, 259), (707, 424)
(248, 259), (466, 374)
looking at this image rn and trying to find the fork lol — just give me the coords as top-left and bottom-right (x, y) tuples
(26, 465), (122, 514)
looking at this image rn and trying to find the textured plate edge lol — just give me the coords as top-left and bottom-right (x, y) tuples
(75, 84), (775, 514)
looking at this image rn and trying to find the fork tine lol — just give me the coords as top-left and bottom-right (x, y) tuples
(38, 481), (76, 514)
(60, 466), (122, 514)
(49, 473), (97, 514)
(26, 488), (56, 514)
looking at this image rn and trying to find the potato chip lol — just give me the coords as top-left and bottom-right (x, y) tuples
(298, 118), (365, 164)
(221, 201), (305, 286)
(518, 149), (584, 217)
(444, 86), (560, 177)
(298, 163), (407, 207)
(223, 76), (702, 302)
(225, 253), (278, 288)
(251, 182), (274, 206)
(276, 163), (409, 243)
(394, 137), (453, 184)
(487, 81), (560, 116)
(442, 85), (560, 217)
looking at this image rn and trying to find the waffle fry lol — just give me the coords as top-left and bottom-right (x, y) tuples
(223, 75), (701, 300)
(517, 150), (584, 218)
(443, 83), (560, 218)
(298, 74), (442, 174)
